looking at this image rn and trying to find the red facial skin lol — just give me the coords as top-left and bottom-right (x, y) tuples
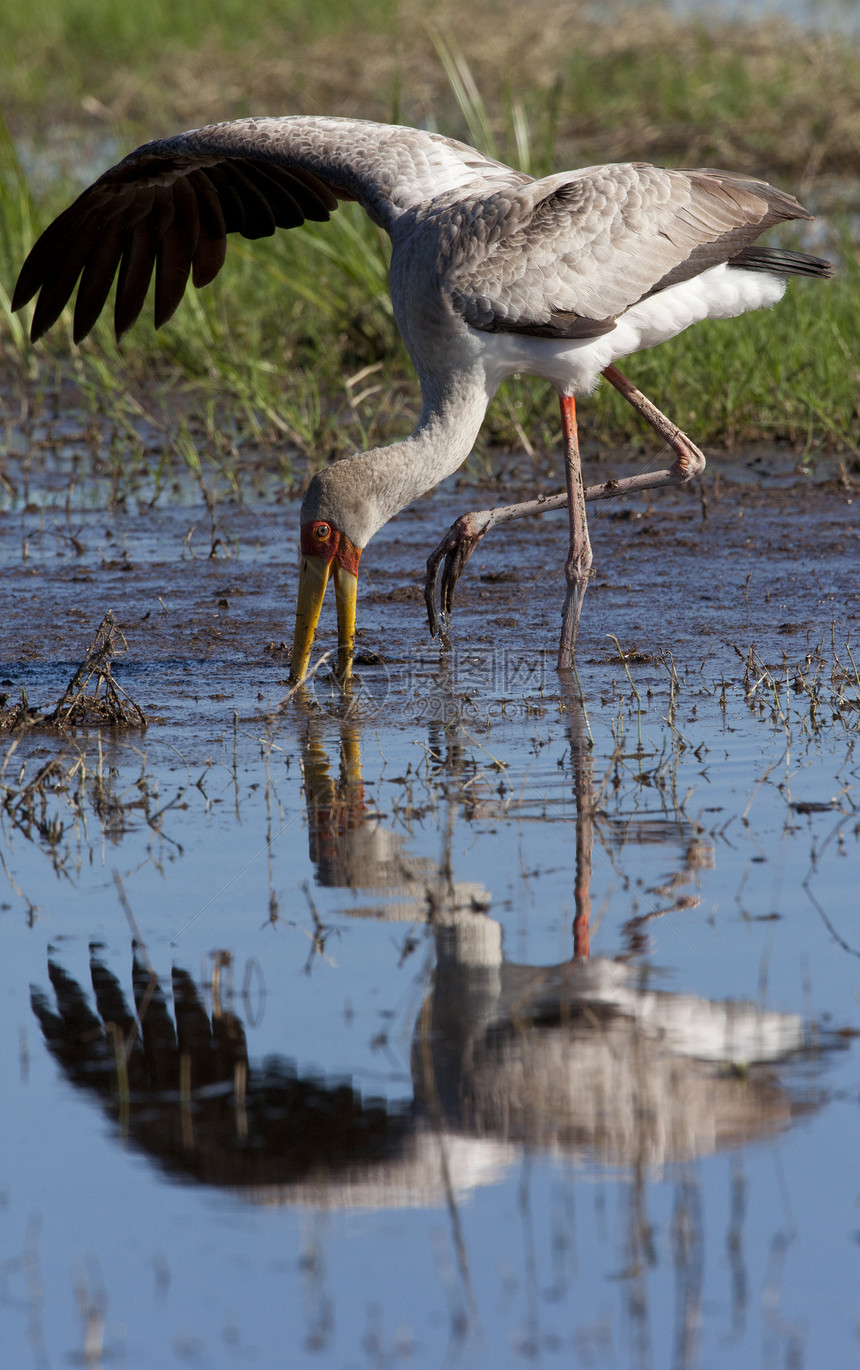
(300, 521), (362, 577)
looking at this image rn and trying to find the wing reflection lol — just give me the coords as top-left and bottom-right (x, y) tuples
(31, 951), (417, 1194)
(31, 690), (847, 1203)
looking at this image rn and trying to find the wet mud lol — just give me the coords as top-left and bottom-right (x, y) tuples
(1, 444), (857, 724)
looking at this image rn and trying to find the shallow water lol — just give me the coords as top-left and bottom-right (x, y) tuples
(1, 445), (859, 1369)
(672, 0), (860, 33)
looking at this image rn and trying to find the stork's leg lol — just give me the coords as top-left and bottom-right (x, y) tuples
(557, 394), (592, 670)
(601, 363), (706, 481)
(424, 366), (706, 636)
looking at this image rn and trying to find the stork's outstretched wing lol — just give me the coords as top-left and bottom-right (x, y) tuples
(12, 116), (529, 343)
(449, 164), (823, 338)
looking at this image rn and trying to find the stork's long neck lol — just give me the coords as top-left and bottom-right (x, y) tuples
(308, 367), (493, 548)
(379, 373), (491, 518)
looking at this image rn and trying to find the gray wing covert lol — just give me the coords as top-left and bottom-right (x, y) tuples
(450, 163), (812, 340)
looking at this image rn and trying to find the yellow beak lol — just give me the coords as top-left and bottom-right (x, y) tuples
(290, 555), (358, 685)
(333, 561), (358, 681)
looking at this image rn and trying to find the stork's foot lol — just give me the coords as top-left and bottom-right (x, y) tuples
(424, 510), (493, 638)
(667, 434), (706, 483)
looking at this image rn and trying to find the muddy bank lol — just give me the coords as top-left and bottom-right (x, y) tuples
(1, 445), (857, 730)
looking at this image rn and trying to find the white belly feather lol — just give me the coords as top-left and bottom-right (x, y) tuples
(474, 263), (787, 398)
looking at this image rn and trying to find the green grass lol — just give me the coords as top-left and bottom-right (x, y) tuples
(0, 0), (396, 122)
(590, 256), (859, 456)
(555, 20), (860, 175)
(1, 2), (858, 482)
(0, 113), (35, 352)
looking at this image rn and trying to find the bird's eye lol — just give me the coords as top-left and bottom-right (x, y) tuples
(314, 523), (331, 540)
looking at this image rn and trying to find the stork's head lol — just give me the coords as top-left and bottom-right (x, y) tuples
(289, 464), (376, 685)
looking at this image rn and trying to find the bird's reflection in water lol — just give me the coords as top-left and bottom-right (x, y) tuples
(32, 687), (845, 1203)
(32, 952), (415, 1194)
